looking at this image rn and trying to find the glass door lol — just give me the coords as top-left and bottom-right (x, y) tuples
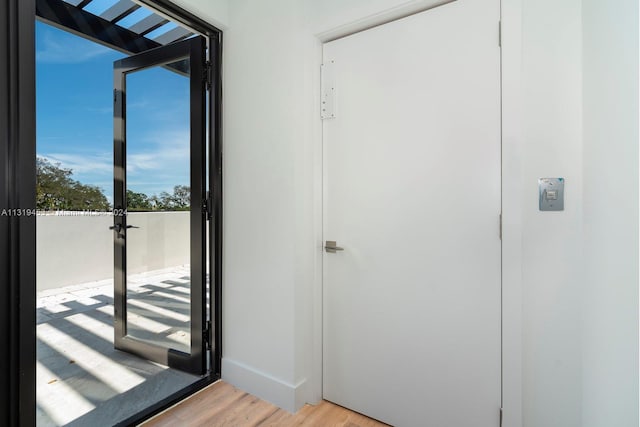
(112, 37), (207, 375)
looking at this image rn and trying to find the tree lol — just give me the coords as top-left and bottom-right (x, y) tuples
(36, 157), (110, 211)
(154, 185), (190, 211)
(171, 185), (190, 208)
(126, 189), (153, 211)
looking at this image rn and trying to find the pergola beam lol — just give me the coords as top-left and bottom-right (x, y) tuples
(36, 0), (189, 75)
(100, 0), (140, 23)
(129, 13), (168, 36)
(76, 0), (94, 9)
(36, 0), (162, 54)
(153, 26), (192, 45)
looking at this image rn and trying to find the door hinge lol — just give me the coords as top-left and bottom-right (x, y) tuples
(500, 407), (503, 427)
(498, 21), (502, 47)
(204, 61), (213, 90)
(204, 320), (212, 350)
(203, 190), (212, 220)
(499, 213), (502, 240)
(321, 60), (336, 120)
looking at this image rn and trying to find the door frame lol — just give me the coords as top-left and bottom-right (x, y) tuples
(312, 0), (524, 425)
(1, 0), (223, 425)
(113, 36), (208, 375)
(1, 1), (37, 426)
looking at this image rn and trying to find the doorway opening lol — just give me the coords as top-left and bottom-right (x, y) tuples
(34, 0), (221, 425)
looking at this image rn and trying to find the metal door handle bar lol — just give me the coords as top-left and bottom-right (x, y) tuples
(324, 241), (344, 253)
(109, 224), (139, 232)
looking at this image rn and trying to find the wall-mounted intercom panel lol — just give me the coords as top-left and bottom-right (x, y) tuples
(539, 178), (564, 211)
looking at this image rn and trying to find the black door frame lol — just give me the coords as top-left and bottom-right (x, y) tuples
(1, 1), (37, 426)
(0, 0), (222, 425)
(113, 36), (207, 376)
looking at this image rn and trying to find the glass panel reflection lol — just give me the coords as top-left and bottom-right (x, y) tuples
(124, 58), (191, 353)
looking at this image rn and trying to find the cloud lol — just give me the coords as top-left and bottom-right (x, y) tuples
(127, 129), (190, 174)
(39, 127), (191, 198)
(41, 152), (112, 175)
(38, 152), (113, 198)
(127, 101), (151, 110)
(36, 29), (111, 64)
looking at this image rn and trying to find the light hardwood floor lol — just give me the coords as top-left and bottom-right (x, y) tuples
(141, 381), (390, 427)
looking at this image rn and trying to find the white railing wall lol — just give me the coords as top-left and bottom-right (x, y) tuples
(36, 212), (190, 291)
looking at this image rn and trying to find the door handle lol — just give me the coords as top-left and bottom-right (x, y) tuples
(109, 224), (139, 232)
(324, 241), (344, 253)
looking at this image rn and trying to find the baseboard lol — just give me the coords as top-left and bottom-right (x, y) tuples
(221, 358), (308, 413)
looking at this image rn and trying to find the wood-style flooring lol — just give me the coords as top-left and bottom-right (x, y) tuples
(141, 381), (390, 427)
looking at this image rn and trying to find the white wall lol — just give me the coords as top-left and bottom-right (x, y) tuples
(520, 1), (584, 426)
(216, 0), (311, 410)
(167, 0), (228, 30)
(582, 0), (639, 426)
(174, 0), (639, 423)
(217, 0), (462, 412)
(37, 212), (190, 290)
(37, 214), (113, 290)
(125, 212), (191, 275)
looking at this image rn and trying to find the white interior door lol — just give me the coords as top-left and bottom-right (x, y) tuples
(322, 1), (501, 426)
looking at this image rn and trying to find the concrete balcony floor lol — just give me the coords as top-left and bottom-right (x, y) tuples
(36, 266), (200, 427)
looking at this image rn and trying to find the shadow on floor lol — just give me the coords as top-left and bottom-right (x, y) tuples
(37, 266), (201, 427)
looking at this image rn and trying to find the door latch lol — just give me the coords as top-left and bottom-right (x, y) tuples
(324, 241), (344, 253)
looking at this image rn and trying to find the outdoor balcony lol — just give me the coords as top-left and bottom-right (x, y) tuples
(36, 211), (203, 426)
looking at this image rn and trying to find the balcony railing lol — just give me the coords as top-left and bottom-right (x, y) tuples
(37, 211), (190, 291)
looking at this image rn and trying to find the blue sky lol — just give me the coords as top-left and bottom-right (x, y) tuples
(36, 20), (190, 203)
